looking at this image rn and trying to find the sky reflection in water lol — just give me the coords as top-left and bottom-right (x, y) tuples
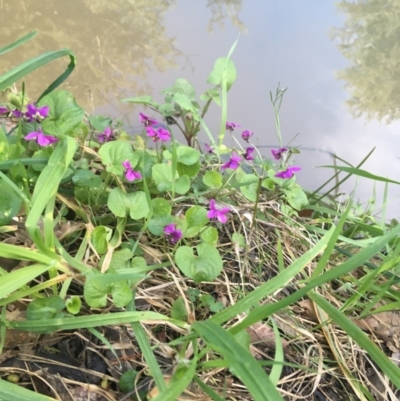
(1, 0), (399, 218)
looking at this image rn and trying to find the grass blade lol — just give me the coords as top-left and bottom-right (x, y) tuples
(192, 376), (225, 401)
(8, 311), (188, 332)
(0, 31), (37, 56)
(210, 225), (334, 325)
(309, 291), (400, 389)
(269, 318), (284, 386)
(0, 264), (53, 300)
(319, 165), (400, 185)
(26, 137), (77, 253)
(127, 299), (167, 393)
(0, 49), (75, 92)
(311, 201), (351, 278)
(193, 321), (284, 401)
(0, 379), (56, 401)
(230, 223), (400, 333)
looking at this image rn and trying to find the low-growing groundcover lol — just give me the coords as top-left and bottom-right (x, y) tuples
(1, 36), (400, 401)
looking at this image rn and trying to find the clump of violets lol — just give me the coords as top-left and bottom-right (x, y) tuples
(121, 160), (142, 182)
(24, 129), (58, 147)
(139, 112), (158, 127)
(241, 130), (253, 142)
(0, 106), (8, 115)
(221, 152), (241, 170)
(13, 103), (49, 122)
(164, 223), (182, 244)
(207, 199), (230, 224)
(146, 126), (171, 142)
(243, 146), (255, 161)
(226, 122), (241, 132)
(271, 148), (288, 160)
(97, 126), (114, 143)
(275, 166), (301, 179)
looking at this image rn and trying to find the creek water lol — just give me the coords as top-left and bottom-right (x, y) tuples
(1, 0), (399, 219)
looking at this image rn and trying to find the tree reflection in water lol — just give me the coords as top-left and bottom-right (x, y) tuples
(0, 0), (244, 123)
(331, 0), (400, 123)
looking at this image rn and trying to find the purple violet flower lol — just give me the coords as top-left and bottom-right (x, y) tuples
(221, 152), (241, 171)
(243, 146), (255, 161)
(25, 103), (49, 122)
(12, 109), (24, 118)
(204, 143), (215, 154)
(226, 122), (241, 132)
(275, 166), (301, 179)
(0, 106), (8, 115)
(121, 160), (142, 182)
(164, 223), (182, 244)
(12, 103), (49, 122)
(241, 130), (253, 142)
(97, 126), (114, 143)
(207, 199), (230, 224)
(139, 112), (158, 127)
(146, 126), (171, 142)
(24, 130), (58, 147)
(271, 148), (288, 160)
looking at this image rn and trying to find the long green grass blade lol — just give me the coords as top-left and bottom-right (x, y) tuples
(320, 165), (400, 185)
(310, 147), (375, 202)
(0, 264), (52, 301)
(0, 275), (68, 307)
(269, 318), (284, 386)
(8, 311), (187, 332)
(0, 379), (56, 401)
(210, 225), (334, 325)
(0, 49), (75, 92)
(192, 376), (226, 401)
(311, 201), (351, 278)
(26, 137), (77, 253)
(127, 299), (167, 393)
(230, 223), (400, 334)
(309, 291), (400, 389)
(0, 158), (49, 170)
(0, 242), (62, 266)
(0, 31), (37, 56)
(193, 321), (284, 401)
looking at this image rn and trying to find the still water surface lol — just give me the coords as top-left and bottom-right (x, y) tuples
(1, 1), (399, 218)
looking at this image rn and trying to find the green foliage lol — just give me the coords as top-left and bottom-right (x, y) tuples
(200, 226), (218, 245)
(175, 243), (223, 282)
(27, 295), (65, 320)
(203, 170), (223, 188)
(65, 296), (82, 315)
(40, 90), (84, 136)
(185, 205), (209, 238)
(91, 226), (111, 254)
(282, 184), (308, 210)
(171, 297), (189, 321)
(108, 189), (149, 219)
(0, 176), (23, 225)
(99, 141), (139, 175)
(119, 369), (139, 393)
(238, 173), (259, 202)
(207, 57), (237, 91)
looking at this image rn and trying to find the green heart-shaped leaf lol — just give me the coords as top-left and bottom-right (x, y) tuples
(175, 243), (223, 283)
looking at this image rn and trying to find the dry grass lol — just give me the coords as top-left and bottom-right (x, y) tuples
(2, 184), (399, 401)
